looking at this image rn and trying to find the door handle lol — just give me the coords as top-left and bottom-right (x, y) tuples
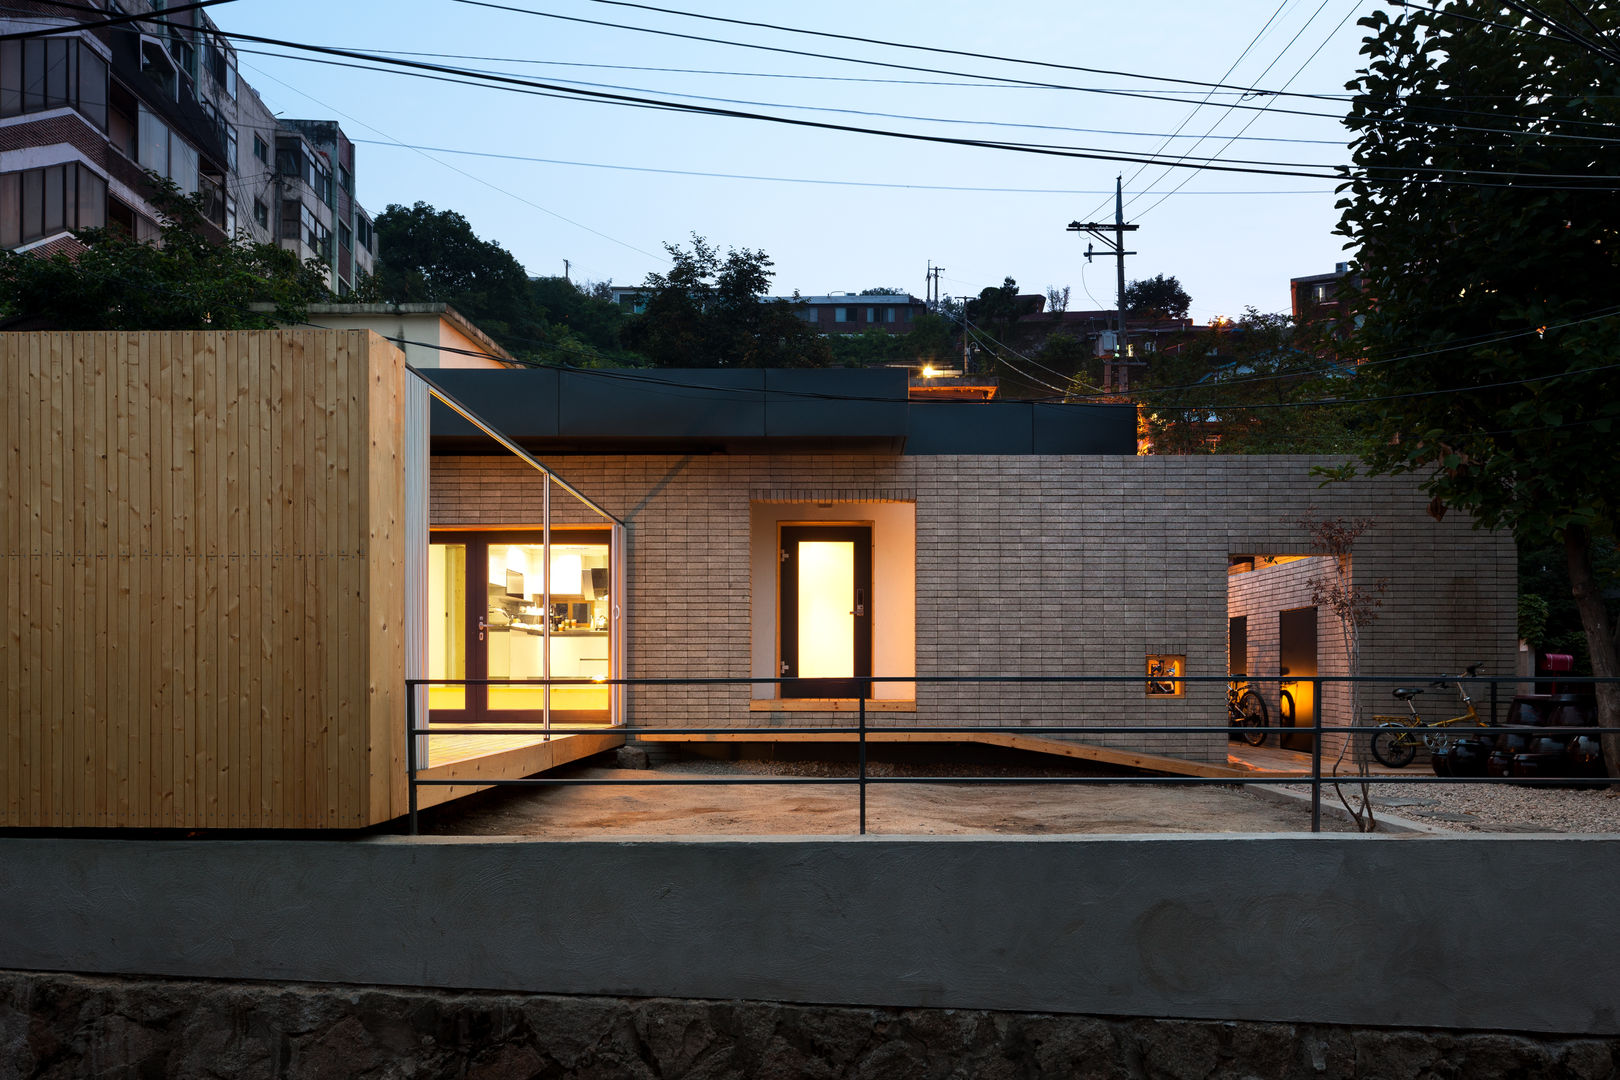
(477, 616), (488, 642)
(853, 588), (865, 617)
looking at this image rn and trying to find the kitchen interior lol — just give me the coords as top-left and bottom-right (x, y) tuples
(486, 541), (612, 720)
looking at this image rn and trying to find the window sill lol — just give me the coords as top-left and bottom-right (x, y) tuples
(749, 698), (916, 713)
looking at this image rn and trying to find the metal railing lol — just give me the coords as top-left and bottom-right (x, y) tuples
(404, 673), (1618, 836)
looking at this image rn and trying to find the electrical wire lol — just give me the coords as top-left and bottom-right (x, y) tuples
(239, 60), (667, 263)
(1098, 0), (1296, 222)
(1133, 2), (1362, 219)
(217, 38), (1620, 188)
(346, 137), (1337, 196)
(227, 46), (1353, 152)
(450, 0), (1620, 140)
(573, 0), (1358, 103)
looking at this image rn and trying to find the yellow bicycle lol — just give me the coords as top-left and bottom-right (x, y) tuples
(1368, 664), (1487, 768)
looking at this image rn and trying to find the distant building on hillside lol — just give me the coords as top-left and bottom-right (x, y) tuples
(1, 1), (375, 293)
(1290, 263), (1361, 329)
(606, 287), (927, 335)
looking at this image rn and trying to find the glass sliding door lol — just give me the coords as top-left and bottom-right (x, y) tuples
(428, 529), (614, 726)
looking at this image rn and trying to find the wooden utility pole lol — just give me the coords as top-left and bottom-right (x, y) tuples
(1067, 177), (1139, 390)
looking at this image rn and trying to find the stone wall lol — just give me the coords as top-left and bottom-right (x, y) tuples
(1, 971), (1613, 1080)
(430, 454), (1516, 761)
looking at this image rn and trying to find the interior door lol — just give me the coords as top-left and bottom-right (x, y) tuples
(779, 525), (872, 699)
(1279, 605), (1318, 752)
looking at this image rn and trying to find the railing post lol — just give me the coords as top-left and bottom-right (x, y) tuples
(858, 694), (867, 836)
(1310, 677), (1323, 833)
(407, 682), (419, 836)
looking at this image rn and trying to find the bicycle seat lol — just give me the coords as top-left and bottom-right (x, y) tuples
(1392, 688), (1423, 701)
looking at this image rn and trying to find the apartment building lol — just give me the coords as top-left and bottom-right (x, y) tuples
(1, 1), (374, 292)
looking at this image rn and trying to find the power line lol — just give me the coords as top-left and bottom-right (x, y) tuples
(220, 38), (1620, 188)
(229, 46), (1352, 150)
(1100, 0), (1295, 222)
(347, 138), (1338, 195)
(344, 47), (1354, 96)
(574, 0), (1356, 103)
(449, 0), (1620, 140)
(1133, 2), (1363, 220)
(239, 61), (667, 263)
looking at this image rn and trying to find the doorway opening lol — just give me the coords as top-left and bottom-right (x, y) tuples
(1227, 554), (1337, 752)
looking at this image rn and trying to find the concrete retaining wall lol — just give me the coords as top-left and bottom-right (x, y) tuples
(1, 834), (1615, 1036)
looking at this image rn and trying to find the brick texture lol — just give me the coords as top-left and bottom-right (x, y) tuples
(430, 454), (1516, 763)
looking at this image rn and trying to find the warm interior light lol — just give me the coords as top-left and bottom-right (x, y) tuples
(922, 364), (939, 379)
(550, 552), (583, 594)
(798, 541), (854, 678)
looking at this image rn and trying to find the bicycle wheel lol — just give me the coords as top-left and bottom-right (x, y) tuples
(1238, 690), (1269, 747)
(1370, 724), (1417, 768)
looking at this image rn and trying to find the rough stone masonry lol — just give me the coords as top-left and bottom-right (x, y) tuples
(1, 972), (1615, 1080)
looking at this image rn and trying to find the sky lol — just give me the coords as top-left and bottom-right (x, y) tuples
(219, 0), (1374, 323)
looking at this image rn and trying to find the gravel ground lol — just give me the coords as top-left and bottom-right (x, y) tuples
(426, 753), (1362, 836)
(1285, 776), (1620, 833)
(425, 747), (1620, 836)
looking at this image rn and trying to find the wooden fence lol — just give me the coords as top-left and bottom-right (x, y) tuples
(1, 331), (408, 828)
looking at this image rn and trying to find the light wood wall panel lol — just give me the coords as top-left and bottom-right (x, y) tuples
(0, 331), (409, 829)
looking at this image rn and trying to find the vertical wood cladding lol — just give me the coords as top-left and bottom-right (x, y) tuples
(430, 453), (1516, 764)
(0, 331), (407, 828)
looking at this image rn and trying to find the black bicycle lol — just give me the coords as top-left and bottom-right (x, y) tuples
(1227, 677), (1270, 747)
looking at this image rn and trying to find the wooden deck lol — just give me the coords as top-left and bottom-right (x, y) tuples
(415, 727), (625, 811)
(634, 730), (1253, 779)
(633, 730), (1423, 780)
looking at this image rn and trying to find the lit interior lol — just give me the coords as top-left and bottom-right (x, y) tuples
(486, 542), (610, 715)
(427, 544), (467, 709)
(797, 540), (854, 679)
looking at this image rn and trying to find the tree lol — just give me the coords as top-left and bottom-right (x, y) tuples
(963, 277), (1039, 342)
(0, 179), (328, 330)
(623, 235), (831, 367)
(1123, 274), (1190, 320)
(369, 202), (544, 350)
(1045, 285), (1071, 314)
(1334, 1), (1620, 773)
(1133, 309), (1365, 454)
(859, 286), (909, 296)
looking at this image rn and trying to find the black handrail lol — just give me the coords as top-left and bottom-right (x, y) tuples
(403, 673), (1620, 836)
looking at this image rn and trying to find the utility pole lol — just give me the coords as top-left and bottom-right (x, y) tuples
(925, 262), (945, 311)
(1067, 176), (1138, 391)
(563, 259), (571, 283)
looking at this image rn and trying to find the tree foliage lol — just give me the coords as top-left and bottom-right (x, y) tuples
(1134, 309), (1364, 454)
(963, 277), (1039, 341)
(0, 179), (328, 330)
(368, 201), (542, 347)
(1124, 274), (1190, 319)
(1335, 0), (1620, 767)
(622, 235), (831, 367)
(366, 202), (633, 364)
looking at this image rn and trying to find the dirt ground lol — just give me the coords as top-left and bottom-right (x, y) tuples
(423, 748), (1358, 836)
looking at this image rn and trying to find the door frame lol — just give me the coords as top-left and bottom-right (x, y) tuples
(778, 523), (873, 699)
(429, 525), (618, 725)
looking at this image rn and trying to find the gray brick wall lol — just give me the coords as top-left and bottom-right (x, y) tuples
(430, 454), (1516, 763)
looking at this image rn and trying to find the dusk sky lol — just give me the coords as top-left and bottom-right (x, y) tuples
(221, 0), (1371, 321)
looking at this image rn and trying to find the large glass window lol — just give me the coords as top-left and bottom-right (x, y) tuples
(0, 39), (107, 130)
(428, 530), (615, 725)
(1, 162), (107, 248)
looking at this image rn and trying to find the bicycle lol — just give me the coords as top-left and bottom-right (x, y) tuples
(1227, 677), (1270, 746)
(1368, 663), (1488, 768)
